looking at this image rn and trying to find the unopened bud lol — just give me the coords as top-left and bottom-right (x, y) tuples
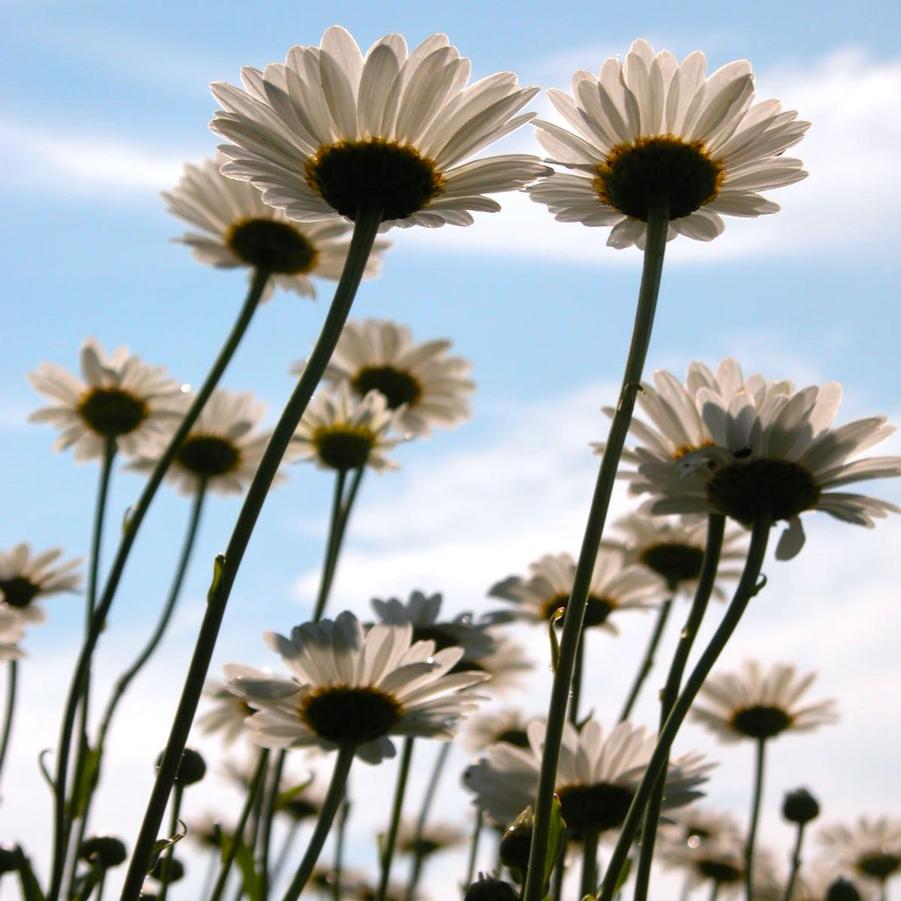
(156, 747), (206, 786)
(79, 835), (127, 868)
(825, 878), (862, 901)
(781, 787), (820, 824)
(464, 875), (519, 901)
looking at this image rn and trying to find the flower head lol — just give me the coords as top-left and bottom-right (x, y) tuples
(691, 660), (838, 743)
(818, 817), (901, 886)
(163, 155), (388, 298)
(464, 708), (537, 751)
(197, 676), (262, 745)
(395, 820), (465, 858)
(657, 806), (743, 849)
(0, 543), (82, 626)
(296, 318), (474, 436)
(528, 39), (808, 248)
(783, 866), (874, 901)
(211, 26), (549, 229)
(224, 611), (486, 764)
(28, 338), (186, 461)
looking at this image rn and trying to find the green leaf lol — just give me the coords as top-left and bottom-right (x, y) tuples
(274, 774), (315, 809)
(543, 795), (566, 895)
(15, 850), (46, 901)
(146, 822), (185, 875)
(70, 745), (102, 818)
(37, 749), (56, 793)
(612, 857), (632, 895)
(207, 554), (227, 604)
(233, 837), (262, 901)
(547, 608), (565, 672)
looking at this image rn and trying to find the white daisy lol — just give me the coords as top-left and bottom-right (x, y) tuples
(818, 817), (901, 887)
(657, 806), (743, 849)
(295, 318), (474, 435)
(28, 338), (186, 461)
(783, 867), (875, 901)
(396, 820), (465, 858)
(292, 382), (402, 472)
(488, 548), (662, 634)
(464, 719), (712, 833)
(464, 708), (537, 751)
(691, 660), (838, 743)
(464, 631), (532, 695)
(0, 606), (26, 661)
(224, 611), (487, 764)
(128, 388), (276, 495)
(196, 675), (262, 745)
(163, 155), (388, 299)
(210, 26), (549, 230)
(610, 358), (901, 560)
(528, 38), (808, 248)
(0, 543), (82, 626)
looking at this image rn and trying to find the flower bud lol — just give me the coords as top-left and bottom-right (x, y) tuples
(781, 787), (820, 824)
(464, 875), (519, 901)
(825, 878), (862, 901)
(79, 835), (127, 868)
(156, 747), (206, 786)
(499, 821), (532, 874)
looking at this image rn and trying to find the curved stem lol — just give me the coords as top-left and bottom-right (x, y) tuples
(745, 738), (766, 901)
(377, 736), (415, 901)
(782, 822), (806, 901)
(632, 516), (725, 901)
(463, 808), (483, 890)
(332, 796), (350, 900)
(580, 830), (600, 900)
(48, 268), (269, 900)
(404, 742), (450, 901)
(156, 784), (184, 901)
(259, 748), (287, 899)
(0, 660), (18, 784)
(597, 517), (770, 901)
(618, 595), (674, 723)
(282, 743), (356, 901)
(521, 206), (669, 901)
(209, 749), (270, 901)
(120, 209), (381, 900)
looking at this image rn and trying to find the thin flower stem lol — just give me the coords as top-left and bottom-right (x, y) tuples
(597, 517), (771, 901)
(0, 660), (18, 785)
(781, 821), (806, 901)
(259, 748), (287, 899)
(94, 866), (106, 901)
(332, 797), (351, 901)
(464, 807), (484, 890)
(202, 848), (219, 901)
(157, 783), (184, 901)
(48, 268), (270, 901)
(569, 633), (585, 726)
(404, 741), (451, 901)
(209, 749), (270, 901)
(745, 738), (767, 901)
(271, 818), (302, 887)
(581, 830), (601, 899)
(618, 595), (674, 723)
(377, 736), (416, 901)
(521, 206), (670, 901)
(632, 516), (725, 901)
(282, 743), (357, 901)
(121, 208), (381, 900)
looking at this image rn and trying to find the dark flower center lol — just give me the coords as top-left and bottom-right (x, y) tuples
(706, 458), (821, 524)
(0, 576), (40, 609)
(300, 686), (401, 745)
(638, 542), (705, 587)
(556, 782), (635, 834)
(731, 705), (792, 740)
(499, 822), (533, 871)
(402, 838), (442, 858)
(225, 218), (318, 274)
(541, 593), (614, 628)
(177, 435), (240, 477)
(305, 140), (445, 222)
(857, 851), (899, 880)
(352, 366), (422, 410)
(696, 859), (742, 884)
(281, 797), (320, 821)
(593, 135), (723, 220)
(77, 388), (148, 438)
(826, 878), (863, 901)
(313, 428), (374, 471)
(496, 728), (530, 749)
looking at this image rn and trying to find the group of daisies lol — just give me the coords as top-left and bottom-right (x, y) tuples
(2, 22), (901, 901)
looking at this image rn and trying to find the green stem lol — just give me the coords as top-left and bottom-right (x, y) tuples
(120, 208), (381, 901)
(94, 865), (106, 901)
(271, 818), (302, 887)
(581, 830), (600, 900)
(282, 744), (356, 901)
(745, 739), (766, 901)
(0, 660), (18, 784)
(202, 848), (219, 901)
(332, 797), (350, 901)
(632, 516), (725, 901)
(157, 784), (184, 901)
(209, 749), (270, 901)
(597, 517), (770, 901)
(464, 808), (484, 891)
(521, 207), (669, 901)
(259, 748), (287, 899)
(48, 268), (269, 900)
(569, 633), (585, 726)
(781, 822), (806, 901)
(618, 596), (674, 723)
(377, 736), (415, 901)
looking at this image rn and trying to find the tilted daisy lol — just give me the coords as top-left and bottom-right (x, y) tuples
(224, 611), (487, 764)
(488, 548), (662, 634)
(0, 543), (82, 626)
(210, 26), (549, 229)
(657, 806), (743, 849)
(818, 817), (901, 887)
(296, 318), (474, 435)
(129, 389), (275, 495)
(396, 820), (465, 858)
(691, 660), (838, 743)
(463, 631), (532, 695)
(292, 382), (402, 472)
(28, 338), (186, 461)
(196, 674), (264, 745)
(163, 155), (388, 298)
(464, 708), (537, 751)
(528, 38), (808, 248)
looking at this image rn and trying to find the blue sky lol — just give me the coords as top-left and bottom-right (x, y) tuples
(2, 1), (900, 897)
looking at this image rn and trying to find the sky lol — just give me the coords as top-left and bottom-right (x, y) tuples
(2, 0), (900, 898)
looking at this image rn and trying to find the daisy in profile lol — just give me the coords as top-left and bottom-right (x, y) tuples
(296, 318), (474, 435)
(658, 806), (743, 849)
(488, 548), (662, 634)
(396, 819), (465, 859)
(528, 38), (808, 248)
(818, 817), (901, 891)
(28, 338), (186, 461)
(129, 388), (275, 495)
(292, 383), (402, 472)
(464, 708), (536, 751)
(196, 674), (264, 745)
(210, 26), (549, 229)
(163, 155), (388, 299)
(0, 543), (82, 626)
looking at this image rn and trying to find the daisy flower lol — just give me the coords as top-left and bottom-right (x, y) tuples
(691, 660), (838, 743)
(128, 389), (276, 495)
(783, 867), (874, 901)
(210, 26), (549, 229)
(196, 675), (262, 745)
(224, 611), (487, 764)
(464, 708), (537, 751)
(464, 631), (533, 695)
(295, 318), (474, 435)
(292, 383), (401, 472)
(0, 543), (82, 626)
(488, 548), (662, 634)
(657, 806), (743, 849)
(528, 38), (808, 248)
(28, 338), (186, 461)
(819, 817), (901, 887)
(163, 155), (388, 298)
(395, 820), (465, 858)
